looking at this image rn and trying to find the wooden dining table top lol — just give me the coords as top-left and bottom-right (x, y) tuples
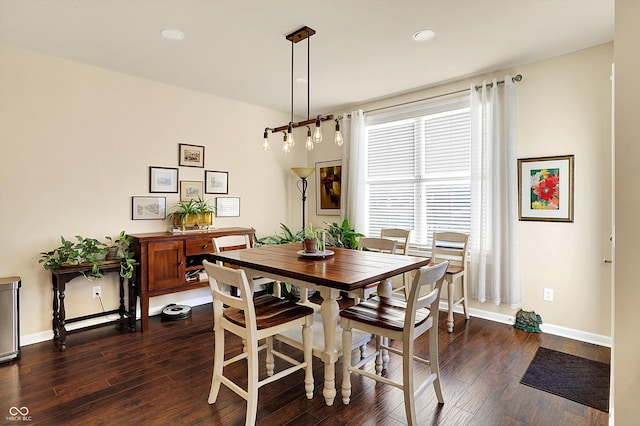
(209, 242), (431, 292)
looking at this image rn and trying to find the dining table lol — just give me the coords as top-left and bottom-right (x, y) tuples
(209, 242), (431, 406)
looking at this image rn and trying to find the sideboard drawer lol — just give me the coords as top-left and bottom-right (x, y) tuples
(186, 237), (214, 256)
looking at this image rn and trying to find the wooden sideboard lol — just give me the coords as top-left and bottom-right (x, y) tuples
(129, 227), (256, 331)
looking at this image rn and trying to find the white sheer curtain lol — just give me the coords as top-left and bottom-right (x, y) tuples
(469, 77), (520, 307)
(341, 109), (367, 234)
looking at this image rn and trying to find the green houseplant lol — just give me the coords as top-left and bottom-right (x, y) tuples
(324, 218), (364, 249)
(302, 223), (320, 253)
(167, 198), (215, 230)
(39, 235), (109, 280)
(106, 230), (135, 279)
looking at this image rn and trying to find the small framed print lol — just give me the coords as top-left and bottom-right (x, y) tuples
(216, 197), (240, 217)
(205, 170), (229, 194)
(149, 166), (178, 193)
(132, 196), (166, 220)
(518, 155), (574, 222)
(180, 181), (204, 201)
(179, 143), (205, 168)
(316, 160), (342, 215)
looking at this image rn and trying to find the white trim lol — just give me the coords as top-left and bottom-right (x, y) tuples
(21, 294), (610, 348)
(440, 301), (612, 347)
(21, 293), (214, 346)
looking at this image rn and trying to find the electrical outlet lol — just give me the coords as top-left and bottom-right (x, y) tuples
(92, 286), (102, 299)
(543, 288), (554, 302)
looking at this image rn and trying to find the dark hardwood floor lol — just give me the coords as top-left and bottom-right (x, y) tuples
(0, 303), (610, 425)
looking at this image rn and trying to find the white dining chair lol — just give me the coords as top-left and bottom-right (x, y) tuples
(430, 231), (469, 332)
(340, 261), (449, 426)
(202, 260), (314, 426)
(212, 234), (278, 296)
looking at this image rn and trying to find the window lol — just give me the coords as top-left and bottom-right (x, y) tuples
(365, 96), (471, 250)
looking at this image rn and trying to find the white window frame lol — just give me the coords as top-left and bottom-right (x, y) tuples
(364, 96), (471, 252)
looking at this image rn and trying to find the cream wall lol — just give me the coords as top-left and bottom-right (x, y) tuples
(307, 43), (613, 341)
(613, 0), (640, 422)
(0, 44), (306, 338)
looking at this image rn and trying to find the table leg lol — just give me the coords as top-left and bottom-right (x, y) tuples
(58, 283), (67, 352)
(319, 287), (340, 406)
(128, 267), (137, 331)
(377, 278), (393, 369)
(117, 275), (126, 330)
(52, 277), (60, 346)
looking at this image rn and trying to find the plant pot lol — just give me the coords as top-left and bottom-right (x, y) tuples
(303, 238), (318, 253)
(172, 213), (213, 229)
(106, 246), (119, 260)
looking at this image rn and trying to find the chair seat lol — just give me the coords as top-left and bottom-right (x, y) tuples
(340, 296), (431, 332)
(429, 262), (464, 276)
(224, 295), (314, 330)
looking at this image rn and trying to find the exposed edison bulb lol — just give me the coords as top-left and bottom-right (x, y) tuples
(313, 116), (323, 143)
(305, 128), (314, 151)
(286, 123), (295, 148)
(262, 129), (270, 151)
(334, 121), (344, 146)
(282, 133), (290, 153)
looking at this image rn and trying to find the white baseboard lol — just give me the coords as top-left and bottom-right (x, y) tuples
(21, 293), (215, 347)
(21, 295), (610, 348)
(441, 301), (612, 347)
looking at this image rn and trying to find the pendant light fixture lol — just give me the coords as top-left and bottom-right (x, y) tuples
(262, 26), (338, 153)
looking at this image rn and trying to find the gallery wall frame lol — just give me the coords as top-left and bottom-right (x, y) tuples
(205, 170), (229, 194)
(180, 180), (204, 201)
(179, 143), (205, 168)
(132, 196), (166, 220)
(316, 160), (342, 216)
(216, 197), (240, 217)
(518, 155), (574, 222)
(149, 166), (178, 193)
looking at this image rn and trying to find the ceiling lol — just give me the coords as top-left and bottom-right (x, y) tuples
(0, 0), (613, 117)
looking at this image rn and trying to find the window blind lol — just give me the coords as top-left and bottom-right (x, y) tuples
(365, 96), (471, 250)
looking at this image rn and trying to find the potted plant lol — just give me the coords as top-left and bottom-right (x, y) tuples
(303, 223), (320, 253)
(39, 235), (109, 280)
(167, 198), (215, 230)
(106, 230), (136, 279)
(324, 218), (364, 249)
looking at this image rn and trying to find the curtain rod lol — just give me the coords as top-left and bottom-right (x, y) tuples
(364, 74), (523, 115)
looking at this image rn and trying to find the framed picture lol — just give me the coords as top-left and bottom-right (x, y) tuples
(518, 155), (574, 222)
(316, 160), (342, 216)
(149, 166), (178, 193)
(205, 170), (229, 194)
(179, 143), (205, 168)
(132, 196), (166, 220)
(216, 197), (240, 217)
(180, 180), (203, 201)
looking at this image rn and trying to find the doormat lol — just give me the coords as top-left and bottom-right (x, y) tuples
(520, 346), (610, 412)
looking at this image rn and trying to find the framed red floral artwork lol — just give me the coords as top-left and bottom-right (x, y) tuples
(518, 155), (574, 222)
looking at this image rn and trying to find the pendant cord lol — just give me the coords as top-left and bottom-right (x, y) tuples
(290, 40), (294, 124)
(307, 32), (310, 120)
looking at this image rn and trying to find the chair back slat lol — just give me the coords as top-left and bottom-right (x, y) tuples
(357, 237), (398, 254)
(380, 228), (411, 255)
(213, 235), (251, 253)
(431, 232), (469, 267)
(202, 260), (255, 326)
(405, 261), (448, 328)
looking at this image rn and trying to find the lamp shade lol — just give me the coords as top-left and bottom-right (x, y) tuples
(291, 167), (315, 179)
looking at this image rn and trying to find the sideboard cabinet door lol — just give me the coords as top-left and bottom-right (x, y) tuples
(148, 241), (185, 291)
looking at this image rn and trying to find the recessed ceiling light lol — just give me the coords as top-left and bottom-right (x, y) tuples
(161, 29), (185, 41)
(295, 76), (308, 84)
(412, 29), (435, 42)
